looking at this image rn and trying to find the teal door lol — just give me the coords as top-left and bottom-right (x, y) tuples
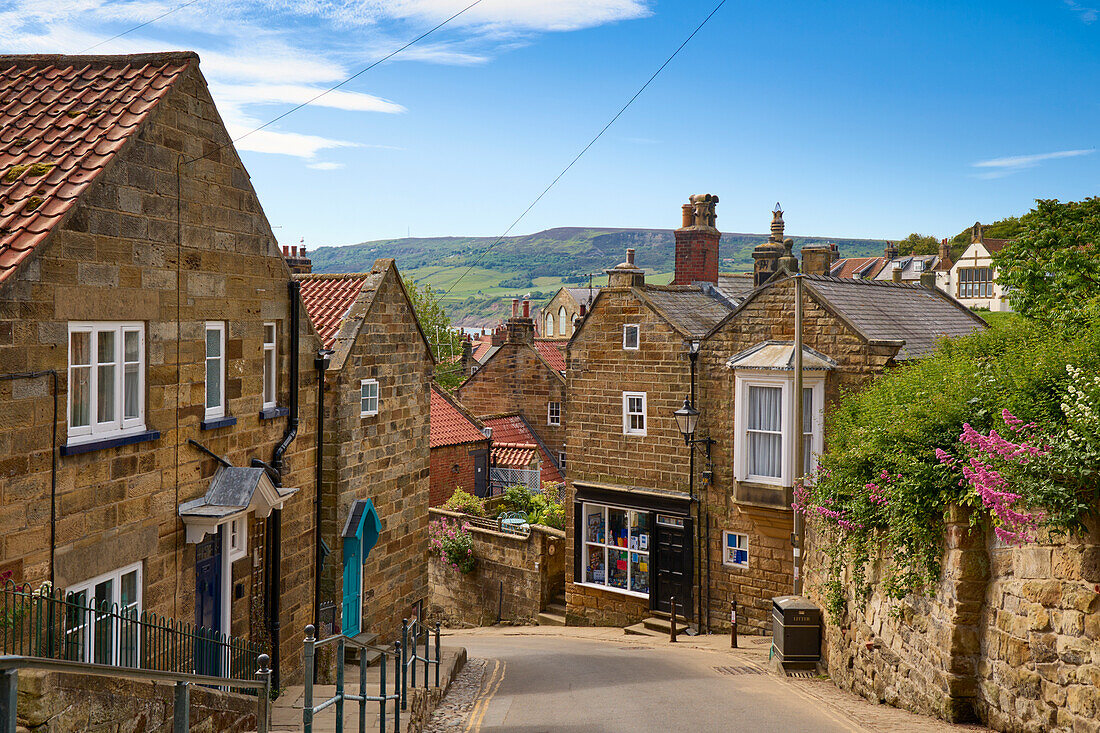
(341, 499), (381, 636)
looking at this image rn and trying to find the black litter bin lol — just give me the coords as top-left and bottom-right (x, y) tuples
(771, 596), (821, 669)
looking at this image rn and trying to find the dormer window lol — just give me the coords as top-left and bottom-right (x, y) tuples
(623, 324), (640, 350)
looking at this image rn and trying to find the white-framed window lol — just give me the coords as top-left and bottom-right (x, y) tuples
(913, 259), (925, 272)
(360, 379), (379, 416)
(205, 322), (225, 419)
(734, 375), (824, 486)
(545, 312), (555, 337)
(548, 401), (562, 426)
(262, 322), (277, 410)
(227, 517), (247, 562)
(558, 306), (568, 337)
(581, 503), (651, 597)
(65, 562), (142, 666)
(67, 322), (145, 444)
(723, 531), (749, 567)
(558, 451), (566, 469)
(623, 324), (640, 350)
(622, 392), (647, 436)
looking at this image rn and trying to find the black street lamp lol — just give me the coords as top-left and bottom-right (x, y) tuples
(674, 397), (700, 445)
(671, 391), (713, 634)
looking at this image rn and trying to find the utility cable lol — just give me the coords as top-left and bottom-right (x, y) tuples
(182, 0), (485, 166)
(441, 0), (729, 300)
(78, 0), (202, 53)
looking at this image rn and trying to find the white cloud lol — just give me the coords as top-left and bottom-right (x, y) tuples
(1065, 0), (1098, 24)
(209, 83), (406, 113)
(971, 149), (1095, 179)
(307, 161), (345, 170)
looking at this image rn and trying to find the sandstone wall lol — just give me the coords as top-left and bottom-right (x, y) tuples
(805, 510), (1100, 732)
(16, 669), (258, 732)
(427, 508), (564, 626)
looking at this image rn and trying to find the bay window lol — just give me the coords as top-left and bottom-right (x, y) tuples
(67, 322), (145, 444)
(734, 375), (824, 486)
(582, 503), (651, 596)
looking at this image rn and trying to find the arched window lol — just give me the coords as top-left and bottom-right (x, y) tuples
(558, 307), (568, 337)
(546, 312), (555, 337)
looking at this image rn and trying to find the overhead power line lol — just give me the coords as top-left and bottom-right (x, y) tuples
(441, 0), (729, 300)
(79, 0), (202, 54)
(184, 0), (486, 166)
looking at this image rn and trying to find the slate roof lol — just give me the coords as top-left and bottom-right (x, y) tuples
(0, 52), (193, 283)
(635, 285), (733, 339)
(726, 341), (838, 371)
(430, 383), (487, 449)
(874, 255), (941, 282)
(567, 287), (600, 307)
(716, 273), (755, 304)
(482, 414), (564, 485)
(801, 275), (987, 360)
(533, 340), (566, 371)
(297, 273), (369, 349)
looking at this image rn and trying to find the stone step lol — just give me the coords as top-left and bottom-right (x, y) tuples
(545, 601), (566, 615)
(538, 610), (566, 626)
(623, 622), (662, 637)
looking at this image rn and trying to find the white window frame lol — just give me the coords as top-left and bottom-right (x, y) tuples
(205, 321), (226, 420)
(558, 306), (568, 337)
(226, 516), (248, 562)
(547, 401), (562, 426)
(579, 502), (651, 599)
(733, 374), (824, 486)
(723, 531), (749, 568)
(67, 321), (145, 445)
(66, 561), (143, 666)
(558, 451), (566, 470)
(545, 312), (555, 337)
(360, 379), (379, 417)
(262, 322), (277, 410)
(622, 392), (647, 436)
(623, 324), (640, 350)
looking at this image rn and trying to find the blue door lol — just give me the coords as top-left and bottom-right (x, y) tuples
(195, 526), (222, 675)
(341, 500), (381, 637)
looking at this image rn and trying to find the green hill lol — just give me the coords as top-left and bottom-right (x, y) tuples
(310, 227), (888, 327)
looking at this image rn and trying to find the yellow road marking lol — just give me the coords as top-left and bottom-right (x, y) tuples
(463, 660), (499, 733)
(465, 658), (507, 732)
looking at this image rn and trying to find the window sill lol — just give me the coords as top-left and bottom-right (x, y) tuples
(259, 406), (289, 421)
(360, 412), (379, 419)
(200, 416), (237, 431)
(575, 581), (649, 600)
(61, 429), (160, 457)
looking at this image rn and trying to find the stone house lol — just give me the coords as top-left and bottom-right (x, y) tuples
(296, 260), (433, 643)
(429, 382), (490, 505)
(565, 196), (987, 633)
(455, 299), (567, 469)
(0, 52), (321, 686)
(538, 286), (599, 341)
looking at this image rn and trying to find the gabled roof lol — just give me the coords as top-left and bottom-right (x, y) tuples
(710, 273), (987, 361)
(430, 383), (487, 449)
(983, 238), (1010, 253)
(295, 258), (433, 369)
(830, 256), (886, 279)
(0, 52), (194, 283)
(874, 255), (941, 281)
(482, 413), (564, 485)
(533, 340), (566, 371)
(178, 465), (297, 543)
(566, 287), (600, 307)
(633, 285), (733, 339)
(726, 341), (838, 371)
(297, 274), (369, 348)
(716, 273), (755, 304)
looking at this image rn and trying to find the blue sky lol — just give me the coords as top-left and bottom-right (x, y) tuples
(4, 1), (1099, 246)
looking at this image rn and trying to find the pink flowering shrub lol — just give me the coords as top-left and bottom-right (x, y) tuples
(429, 518), (477, 574)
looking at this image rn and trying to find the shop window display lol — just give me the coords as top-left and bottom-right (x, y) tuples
(582, 503), (650, 596)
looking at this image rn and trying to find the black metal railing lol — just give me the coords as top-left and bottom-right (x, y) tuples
(1, 579), (263, 685)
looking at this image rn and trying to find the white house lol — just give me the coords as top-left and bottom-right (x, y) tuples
(943, 223), (1012, 312)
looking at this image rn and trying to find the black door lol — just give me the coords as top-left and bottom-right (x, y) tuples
(195, 527), (222, 675)
(472, 448), (488, 498)
(654, 515), (692, 617)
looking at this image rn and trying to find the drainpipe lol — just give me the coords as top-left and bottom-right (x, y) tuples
(0, 371), (58, 585)
(267, 279), (301, 692)
(312, 348), (332, 645)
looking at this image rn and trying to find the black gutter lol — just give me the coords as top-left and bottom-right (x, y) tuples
(312, 348), (332, 652)
(267, 279), (301, 692)
(1, 371), (58, 585)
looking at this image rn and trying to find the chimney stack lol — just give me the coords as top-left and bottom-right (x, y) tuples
(801, 243), (832, 276)
(461, 336), (473, 376)
(512, 299), (519, 318)
(284, 242), (313, 274)
(605, 248), (646, 288)
(282, 245), (289, 257)
(522, 299), (530, 318)
(506, 296), (535, 344)
(672, 194), (720, 285)
(939, 238), (951, 262)
(920, 270), (936, 289)
(752, 203), (786, 286)
(891, 262), (903, 283)
(885, 241), (898, 260)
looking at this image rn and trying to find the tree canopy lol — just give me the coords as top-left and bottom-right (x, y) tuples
(994, 198), (1100, 327)
(895, 233), (939, 256)
(404, 278), (467, 389)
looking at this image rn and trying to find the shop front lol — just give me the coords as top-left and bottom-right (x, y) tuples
(572, 482), (693, 616)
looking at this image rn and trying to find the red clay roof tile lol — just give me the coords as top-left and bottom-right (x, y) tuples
(481, 414), (564, 485)
(491, 442), (539, 468)
(297, 274), (369, 349)
(0, 53), (192, 284)
(533, 339), (566, 371)
(430, 384), (486, 448)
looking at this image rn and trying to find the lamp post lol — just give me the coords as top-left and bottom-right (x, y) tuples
(674, 394), (713, 634)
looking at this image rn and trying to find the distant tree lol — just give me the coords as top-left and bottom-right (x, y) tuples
(995, 198), (1100, 327)
(404, 278), (467, 389)
(951, 216), (1026, 246)
(895, 233), (940, 256)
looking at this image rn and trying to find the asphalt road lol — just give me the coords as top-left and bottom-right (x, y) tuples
(451, 632), (860, 733)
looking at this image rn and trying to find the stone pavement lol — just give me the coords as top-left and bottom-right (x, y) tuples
(426, 626), (992, 732)
(269, 646), (467, 732)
